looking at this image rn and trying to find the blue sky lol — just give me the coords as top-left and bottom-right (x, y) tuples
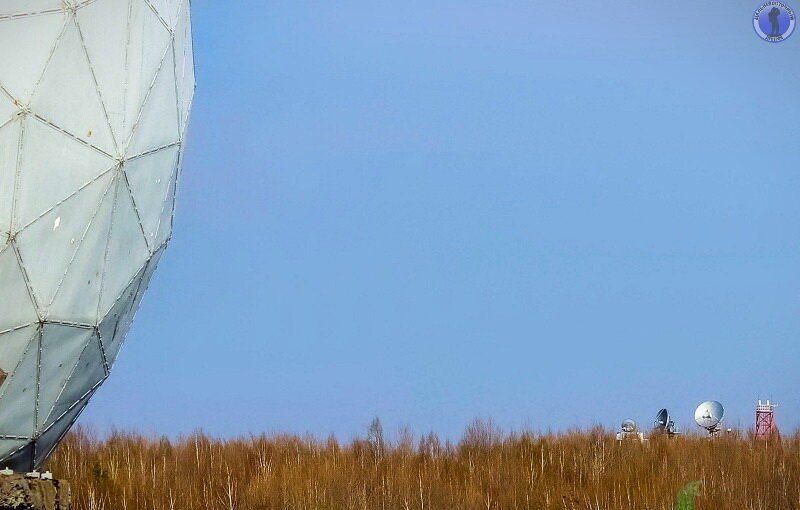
(81, 1), (800, 439)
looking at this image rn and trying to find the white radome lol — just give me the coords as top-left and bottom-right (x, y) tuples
(694, 401), (724, 431)
(0, 0), (194, 471)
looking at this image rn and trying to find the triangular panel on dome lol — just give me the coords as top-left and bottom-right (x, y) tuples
(0, 118), (21, 234)
(124, 0), (171, 144)
(125, 145), (180, 249)
(15, 171), (115, 313)
(128, 48), (179, 155)
(36, 325), (94, 432)
(174, 1), (195, 136)
(0, 441), (34, 473)
(97, 179), (150, 318)
(29, 18), (116, 156)
(0, 326), (38, 386)
(130, 244), (164, 312)
(46, 176), (116, 325)
(15, 117), (115, 229)
(75, 0), (132, 146)
(154, 163), (179, 248)
(98, 273), (141, 369)
(34, 389), (94, 469)
(0, 439), (29, 469)
(0, 328), (39, 438)
(0, 244), (38, 332)
(99, 245), (162, 367)
(0, 13), (66, 104)
(147, 0), (180, 30)
(46, 334), (105, 429)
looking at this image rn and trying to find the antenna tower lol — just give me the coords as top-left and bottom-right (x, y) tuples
(755, 400), (776, 440)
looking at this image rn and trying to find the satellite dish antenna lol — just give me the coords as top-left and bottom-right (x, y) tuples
(694, 401), (724, 437)
(653, 408), (678, 437)
(654, 409), (669, 430)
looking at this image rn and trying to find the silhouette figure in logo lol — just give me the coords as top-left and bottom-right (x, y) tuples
(768, 7), (781, 36)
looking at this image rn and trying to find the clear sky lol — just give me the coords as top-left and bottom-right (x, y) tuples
(81, 1), (800, 440)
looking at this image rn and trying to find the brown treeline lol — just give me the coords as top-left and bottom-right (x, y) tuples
(47, 420), (799, 510)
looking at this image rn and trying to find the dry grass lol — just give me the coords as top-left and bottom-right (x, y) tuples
(46, 419), (800, 510)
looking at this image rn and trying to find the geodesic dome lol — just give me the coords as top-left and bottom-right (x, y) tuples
(0, 0), (194, 471)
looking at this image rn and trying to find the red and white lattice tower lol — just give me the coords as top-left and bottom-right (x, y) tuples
(755, 400), (776, 440)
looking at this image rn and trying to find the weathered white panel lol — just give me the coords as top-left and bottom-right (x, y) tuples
(129, 48), (179, 155)
(0, 330), (38, 437)
(126, 146), (180, 248)
(30, 19), (116, 155)
(0, 246), (37, 331)
(98, 179), (150, 317)
(16, 172), (114, 310)
(37, 325), (94, 430)
(0, 14), (65, 103)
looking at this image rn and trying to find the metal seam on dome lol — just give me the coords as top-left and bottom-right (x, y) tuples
(40, 375), (105, 434)
(149, 164), (178, 250)
(33, 327), (42, 438)
(0, 328), (38, 412)
(0, 113), (18, 133)
(100, 252), (156, 320)
(120, 170), (151, 252)
(0, 324), (36, 336)
(166, 149), (183, 236)
(128, 140), (181, 161)
(177, 1), (195, 137)
(0, 10), (64, 21)
(74, 12), (120, 156)
(170, 27), (181, 134)
(15, 164), (116, 233)
(37, 330), (95, 429)
(10, 242), (42, 321)
(40, 321), (94, 330)
(121, 0), (134, 140)
(74, 0), (102, 11)
(9, 108), (26, 238)
(30, 114), (115, 160)
(0, 440), (32, 468)
(34, 388), (95, 447)
(97, 252), (153, 330)
(27, 15), (69, 107)
(0, 329), (36, 397)
(47, 173), (118, 308)
(17, 172), (117, 317)
(94, 178), (123, 322)
(124, 149), (180, 252)
(124, 33), (174, 154)
(143, 0), (172, 33)
(33, 388), (98, 468)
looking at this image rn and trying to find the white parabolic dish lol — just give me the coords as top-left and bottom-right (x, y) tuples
(0, 0), (194, 471)
(694, 401), (724, 430)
